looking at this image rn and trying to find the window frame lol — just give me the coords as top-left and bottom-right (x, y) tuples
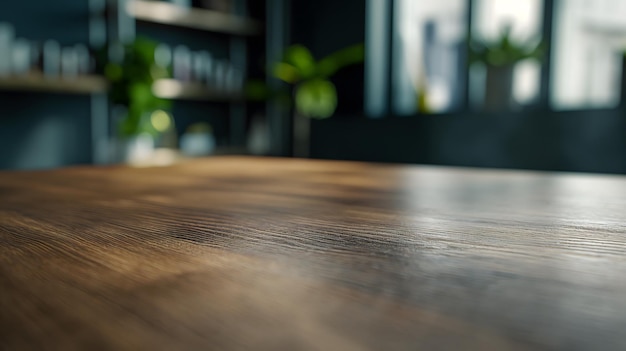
(366, 0), (602, 116)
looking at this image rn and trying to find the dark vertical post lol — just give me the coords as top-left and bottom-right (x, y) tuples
(229, 0), (248, 147)
(386, 0), (395, 116)
(266, 0), (290, 156)
(462, 0), (473, 110)
(90, 0), (110, 164)
(539, 0), (554, 109)
(364, 0), (392, 118)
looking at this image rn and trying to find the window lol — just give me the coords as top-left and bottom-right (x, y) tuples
(392, 0), (468, 115)
(365, 0), (626, 116)
(551, 0), (626, 109)
(471, 0), (543, 108)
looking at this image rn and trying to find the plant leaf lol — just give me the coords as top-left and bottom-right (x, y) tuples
(295, 79), (337, 119)
(272, 62), (301, 83)
(245, 79), (272, 100)
(317, 43), (365, 78)
(284, 45), (316, 79)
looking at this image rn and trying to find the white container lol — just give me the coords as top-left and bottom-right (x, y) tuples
(11, 38), (30, 75)
(201, 51), (214, 86)
(0, 23), (15, 76)
(214, 60), (228, 91)
(43, 40), (61, 78)
(225, 66), (243, 93)
(247, 114), (270, 155)
(192, 51), (206, 83)
(154, 43), (172, 69)
(74, 44), (91, 75)
(173, 45), (191, 82)
(121, 133), (155, 164)
(61, 46), (79, 78)
(180, 132), (216, 157)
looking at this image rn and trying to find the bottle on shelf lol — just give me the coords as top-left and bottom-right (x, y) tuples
(61, 46), (79, 78)
(0, 23), (15, 76)
(74, 44), (91, 76)
(213, 59), (228, 91)
(154, 43), (172, 69)
(11, 38), (31, 76)
(180, 122), (216, 157)
(173, 45), (192, 82)
(199, 51), (213, 85)
(192, 51), (205, 83)
(225, 65), (244, 93)
(43, 40), (61, 78)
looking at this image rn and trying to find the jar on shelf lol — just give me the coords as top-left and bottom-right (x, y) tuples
(0, 22), (15, 76)
(11, 38), (31, 76)
(43, 40), (61, 78)
(173, 45), (192, 82)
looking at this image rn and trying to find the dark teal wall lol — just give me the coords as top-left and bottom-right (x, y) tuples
(0, 93), (92, 169)
(311, 110), (626, 175)
(0, 1), (90, 44)
(0, 1), (93, 170)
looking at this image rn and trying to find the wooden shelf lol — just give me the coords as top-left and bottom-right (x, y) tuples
(0, 74), (108, 95)
(152, 79), (243, 102)
(127, 0), (262, 36)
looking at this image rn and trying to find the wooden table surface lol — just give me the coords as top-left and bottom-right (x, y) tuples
(1, 156), (626, 350)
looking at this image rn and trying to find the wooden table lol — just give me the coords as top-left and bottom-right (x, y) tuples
(2, 156), (626, 350)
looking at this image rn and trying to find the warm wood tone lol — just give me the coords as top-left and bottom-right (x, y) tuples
(152, 79), (243, 102)
(1, 157), (626, 350)
(0, 74), (108, 95)
(127, 0), (262, 36)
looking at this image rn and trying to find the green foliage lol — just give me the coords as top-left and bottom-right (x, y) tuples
(295, 79), (337, 119)
(469, 24), (544, 67)
(105, 37), (172, 136)
(283, 45), (316, 80)
(248, 43), (364, 119)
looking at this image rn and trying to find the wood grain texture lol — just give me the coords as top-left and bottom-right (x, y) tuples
(1, 156), (626, 350)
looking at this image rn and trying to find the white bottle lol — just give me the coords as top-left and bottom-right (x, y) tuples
(173, 45), (191, 82)
(0, 23), (15, 76)
(180, 123), (216, 157)
(11, 38), (30, 76)
(43, 40), (61, 78)
(74, 44), (91, 75)
(61, 46), (79, 78)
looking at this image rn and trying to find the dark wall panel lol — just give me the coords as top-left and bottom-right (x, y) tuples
(0, 0), (90, 44)
(290, 0), (366, 115)
(0, 93), (92, 169)
(0, 1), (92, 170)
(311, 110), (626, 175)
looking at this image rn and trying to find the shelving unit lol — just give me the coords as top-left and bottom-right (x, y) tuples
(126, 0), (262, 36)
(115, 0), (258, 155)
(0, 74), (108, 95)
(152, 79), (243, 102)
(0, 0), (278, 170)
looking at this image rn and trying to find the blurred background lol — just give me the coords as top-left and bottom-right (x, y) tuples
(1, 0), (625, 173)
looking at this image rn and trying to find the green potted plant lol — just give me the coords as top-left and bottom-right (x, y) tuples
(247, 43), (364, 157)
(469, 24), (544, 111)
(104, 37), (173, 163)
